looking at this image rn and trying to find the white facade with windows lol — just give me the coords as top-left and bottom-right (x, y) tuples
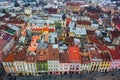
(26, 63), (36, 75)
(14, 61), (27, 75)
(47, 60), (59, 75)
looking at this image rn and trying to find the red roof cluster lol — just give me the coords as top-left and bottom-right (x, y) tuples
(88, 35), (103, 45)
(77, 20), (91, 25)
(7, 18), (24, 24)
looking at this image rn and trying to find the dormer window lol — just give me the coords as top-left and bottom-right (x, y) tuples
(44, 52), (46, 55)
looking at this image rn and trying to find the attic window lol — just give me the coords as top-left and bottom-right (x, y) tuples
(44, 52), (46, 55)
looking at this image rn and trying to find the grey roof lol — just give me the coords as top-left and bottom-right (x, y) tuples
(37, 42), (48, 49)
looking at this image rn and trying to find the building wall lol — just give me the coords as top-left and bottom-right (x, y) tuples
(14, 61), (27, 75)
(48, 60), (59, 75)
(109, 60), (120, 71)
(98, 61), (110, 72)
(90, 62), (102, 72)
(59, 63), (70, 75)
(2, 37), (15, 57)
(36, 62), (48, 72)
(80, 63), (91, 73)
(2, 62), (16, 74)
(26, 63), (36, 75)
(0, 50), (3, 62)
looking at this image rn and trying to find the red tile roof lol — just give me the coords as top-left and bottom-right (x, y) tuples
(89, 47), (102, 61)
(68, 46), (81, 63)
(3, 53), (14, 62)
(77, 20), (91, 25)
(109, 29), (120, 38)
(14, 49), (26, 61)
(107, 46), (120, 59)
(88, 35), (103, 45)
(26, 55), (36, 63)
(81, 55), (90, 64)
(59, 51), (69, 63)
(101, 52), (111, 61)
(7, 18), (24, 24)
(47, 45), (59, 60)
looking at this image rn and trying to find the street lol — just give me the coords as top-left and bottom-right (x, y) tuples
(2, 70), (120, 80)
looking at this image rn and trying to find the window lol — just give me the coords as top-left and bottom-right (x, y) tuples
(44, 52), (46, 55)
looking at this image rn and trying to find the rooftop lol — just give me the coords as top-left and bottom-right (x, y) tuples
(59, 51), (69, 63)
(81, 54), (90, 64)
(77, 20), (91, 25)
(89, 46), (102, 61)
(3, 53), (14, 62)
(100, 51), (111, 61)
(0, 31), (12, 42)
(26, 55), (36, 63)
(88, 35), (103, 45)
(36, 48), (48, 61)
(14, 49), (26, 61)
(7, 18), (24, 24)
(68, 46), (81, 63)
(47, 45), (59, 60)
(108, 46), (120, 59)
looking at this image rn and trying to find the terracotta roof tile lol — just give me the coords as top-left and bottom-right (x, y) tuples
(3, 53), (14, 62)
(26, 55), (36, 63)
(14, 49), (26, 61)
(68, 46), (81, 63)
(108, 46), (120, 59)
(89, 47), (102, 61)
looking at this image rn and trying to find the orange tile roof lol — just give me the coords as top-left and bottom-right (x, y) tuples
(36, 49), (48, 61)
(43, 26), (49, 32)
(68, 46), (81, 63)
(3, 53), (14, 62)
(28, 45), (37, 52)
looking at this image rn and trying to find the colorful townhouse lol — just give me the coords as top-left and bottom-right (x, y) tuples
(80, 51), (91, 73)
(98, 45), (111, 72)
(47, 45), (59, 75)
(26, 52), (36, 75)
(36, 42), (48, 75)
(108, 46), (120, 71)
(68, 46), (81, 74)
(59, 51), (70, 75)
(14, 48), (27, 75)
(88, 45), (102, 72)
(2, 53), (16, 74)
